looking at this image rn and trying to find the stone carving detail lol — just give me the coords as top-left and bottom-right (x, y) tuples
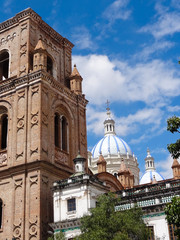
(42, 148), (48, 155)
(42, 112), (48, 126)
(31, 86), (39, 96)
(16, 152), (24, 160)
(18, 90), (25, 100)
(55, 149), (68, 165)
(29, 218), (38, 238)
(0, 151), (7, 166)
(0, 32), (16, 46)
(17, 115), (25, 131)
(13, 221), (22, 239)
(42, 176), (48, 185)
(21, 23), (28, 32)
(31, 111), (39, 127)
(14, 178), (23, 189)
(20, 42), (27, 57)
(30, 147), (38, 156)
(30, 175), (38, 186)
(19, 66), (26, 76)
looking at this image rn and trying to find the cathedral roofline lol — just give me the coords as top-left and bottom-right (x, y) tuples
(0, 8), (74, 49)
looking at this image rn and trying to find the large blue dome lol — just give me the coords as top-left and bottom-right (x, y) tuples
(91, 135), (133, 158)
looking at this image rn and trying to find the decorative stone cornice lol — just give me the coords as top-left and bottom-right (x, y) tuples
(0, 8), (74, 49)
(0, 70), (88, 107)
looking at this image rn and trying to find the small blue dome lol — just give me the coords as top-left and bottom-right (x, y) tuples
(139, 171), (164, 185)
(91, 135), (133, 158)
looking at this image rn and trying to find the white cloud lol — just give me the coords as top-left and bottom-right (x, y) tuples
(72, 26), (96, 51)
(167, 105), (180, 112)
(103, 0), (131, 24)
(73, 54), (180, 106)
(86, 106), (163, 138)
(140, 4), (180, 39)
(136, 41), (175, 60)
(156, 154), (174, 179)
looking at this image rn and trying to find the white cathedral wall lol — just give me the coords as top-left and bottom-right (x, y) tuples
(144, 214), (170, 240)
(53, 182), (107, 222)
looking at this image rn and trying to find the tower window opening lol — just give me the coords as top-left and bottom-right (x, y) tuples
(110, 125), (112, 131)
(1, 114), (8, 150)
(0, 199), (2, 229)
(47, 56), (53, 75)
(54, 113), (69, 152)
(61, 116), (68, 152)
(54, 113), (60, 148)
(0, 51), (9, 80)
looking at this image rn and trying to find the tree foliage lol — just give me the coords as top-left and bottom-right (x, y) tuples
(47, 231), (66, 240)
(76, 193), (148, 240)
(167, 116), (180, 159)
(165, 196), (180, 239)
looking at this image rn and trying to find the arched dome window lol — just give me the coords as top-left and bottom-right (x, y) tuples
(54, 113), (69, 152)
(0, 51), (9, 80)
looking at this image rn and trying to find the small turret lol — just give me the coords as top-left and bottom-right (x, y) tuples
(33, 39), (48, 71)
(73, 152), (86, 175)
(97, 153), (106, 173)
(69, 64), (83, 94)
(172, 158), (180, 179)
(118, 159), (134, 189)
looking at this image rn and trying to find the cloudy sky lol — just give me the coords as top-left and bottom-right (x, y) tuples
(1, 0), (180, 179)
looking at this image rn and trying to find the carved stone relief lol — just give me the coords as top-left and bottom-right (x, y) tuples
(42, 176), (48, 185)
(0, 151), (7, 166)
(29, 218), (38, 239)
(31, 111), (39, 128)
(55, 149), (68, 165)
(17, 115), (25, 132)
(14, 178), (23, 189)
(30, 175), (38, 186)
(0, 32), (16, 46)
(20, 42), (27, 57)
(13, 221), (22, 239)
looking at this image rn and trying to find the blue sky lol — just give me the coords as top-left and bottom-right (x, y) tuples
(1, 0), (180, 178)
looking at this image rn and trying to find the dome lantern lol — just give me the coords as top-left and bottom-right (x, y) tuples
(104, 100), (115, 136)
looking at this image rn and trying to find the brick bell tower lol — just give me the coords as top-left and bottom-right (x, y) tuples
(0, 8), (88, 240)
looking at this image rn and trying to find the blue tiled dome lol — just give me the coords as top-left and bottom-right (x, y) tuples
(140, 171), (164, 184)
(91, 135), (133, 158)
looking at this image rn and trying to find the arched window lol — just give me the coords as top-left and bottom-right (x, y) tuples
(1, 115), (8, 149)
(0, 199), (2, 229)
(61, 116), (68, 152)
(54, 113), (60, 148)
(0, 107), (8, 151)
(0, 51), (9, 80)
(47, 56), (53, 75)
(54, 113), (69, 152)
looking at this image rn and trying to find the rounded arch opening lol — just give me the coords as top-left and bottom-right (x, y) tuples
(0, 106), (8, 150)
(0, 50), (9, 80)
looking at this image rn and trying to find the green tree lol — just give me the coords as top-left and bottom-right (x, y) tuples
(165, 196), (180, 239)
(167, 116), (180, 159)
(47, 231), (66, 240)
(76, 193), (148, 240)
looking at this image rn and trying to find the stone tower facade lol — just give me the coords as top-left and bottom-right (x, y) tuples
(0, 8), (87, 240)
